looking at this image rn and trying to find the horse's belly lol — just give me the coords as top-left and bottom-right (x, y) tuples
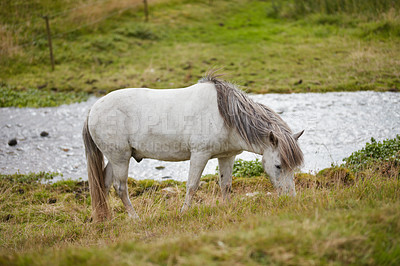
(142, 150), (191, 162)
(132, 138), (192, 162)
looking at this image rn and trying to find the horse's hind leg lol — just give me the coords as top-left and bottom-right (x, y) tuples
(217, 156), (235, 202)
(110, 161), (139, 219)
(104, 162), (113, 195)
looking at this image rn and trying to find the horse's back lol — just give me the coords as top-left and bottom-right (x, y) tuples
(90, 82), (217, 115)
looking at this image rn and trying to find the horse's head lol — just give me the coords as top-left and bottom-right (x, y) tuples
(261, 130), (304, 197)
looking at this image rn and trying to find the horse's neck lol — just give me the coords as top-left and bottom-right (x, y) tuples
(243, 142), (264, 155)
(231, 131), (264, 155)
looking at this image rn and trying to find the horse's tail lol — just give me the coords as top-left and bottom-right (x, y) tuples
(82, 113), (110, 222)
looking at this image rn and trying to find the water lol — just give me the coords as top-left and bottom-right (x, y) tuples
(1, 91), (399, 181)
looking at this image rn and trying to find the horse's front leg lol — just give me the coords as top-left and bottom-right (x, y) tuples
(181, 152), (210, 213)
(217, 156), (235, 202)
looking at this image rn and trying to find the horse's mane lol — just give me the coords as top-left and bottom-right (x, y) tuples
(199, 71), (304, 171)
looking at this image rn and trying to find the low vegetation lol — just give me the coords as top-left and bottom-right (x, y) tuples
(1, 0), (400, 107)
(344, 135), (400, 170)
(217, 158), (265, 178)
(0, 85), (87, 107)
(270, 0), (400, 19)
(0, 136), (399, 264)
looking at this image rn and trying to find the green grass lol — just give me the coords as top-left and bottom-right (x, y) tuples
(276, 0), (400, 18)
(1, 0), (400, 107)
(0, 85), (88, 107)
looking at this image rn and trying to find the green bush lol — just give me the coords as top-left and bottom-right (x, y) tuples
(343, 135), (400, 169)
(217, 159), (265, 178)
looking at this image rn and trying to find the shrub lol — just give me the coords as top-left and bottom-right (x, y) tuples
(217, 159), (265, 178)
(343, 135), (400, 170)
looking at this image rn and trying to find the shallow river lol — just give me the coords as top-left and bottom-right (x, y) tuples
(1, 91), (399, 181)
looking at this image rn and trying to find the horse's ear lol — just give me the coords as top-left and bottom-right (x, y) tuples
(269, 131), (278, 146)
(293, 130), (304, 141)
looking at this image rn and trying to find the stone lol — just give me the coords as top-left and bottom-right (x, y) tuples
(40, 131), (49, 137)
(161, 187), (179, 195)
(8, 138), (17, 146)
(245, 192), (260, 197)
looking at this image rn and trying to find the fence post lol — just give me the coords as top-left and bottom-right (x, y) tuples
(42, 15), (55, 71)
(143, 0), (149, 22)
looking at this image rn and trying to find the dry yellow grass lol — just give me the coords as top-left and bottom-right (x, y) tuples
(0, 0), (169, 55)
(0, 25), (21, 56)
(67, 0), (145, 25)
(0, 166), (399, 264)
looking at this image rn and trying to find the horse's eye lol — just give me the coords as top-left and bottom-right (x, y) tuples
(275, 165), (281, 170)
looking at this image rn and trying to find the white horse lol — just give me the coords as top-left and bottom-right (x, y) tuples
(83, 73), (304, 221)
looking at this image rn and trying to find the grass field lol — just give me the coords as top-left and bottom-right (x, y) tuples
(1, 0), (400, 107)
(0, 136), (399, 265)
(0, 161), (399, 265)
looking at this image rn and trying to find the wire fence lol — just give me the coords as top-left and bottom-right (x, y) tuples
(0, 0), (149, 56)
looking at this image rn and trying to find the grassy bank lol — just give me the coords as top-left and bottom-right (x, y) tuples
(0, 163), (398, 265)
(0, 136), (399, 265)
(1, 0), (399, 107)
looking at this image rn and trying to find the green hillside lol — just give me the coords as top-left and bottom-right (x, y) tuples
(1, 0), (399, 107)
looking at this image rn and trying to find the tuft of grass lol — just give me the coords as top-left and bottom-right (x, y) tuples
(295, 166), (355, 189)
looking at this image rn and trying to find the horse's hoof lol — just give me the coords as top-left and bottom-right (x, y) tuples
(128, 212), (140, 220)
(180, 204), (189, 214)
